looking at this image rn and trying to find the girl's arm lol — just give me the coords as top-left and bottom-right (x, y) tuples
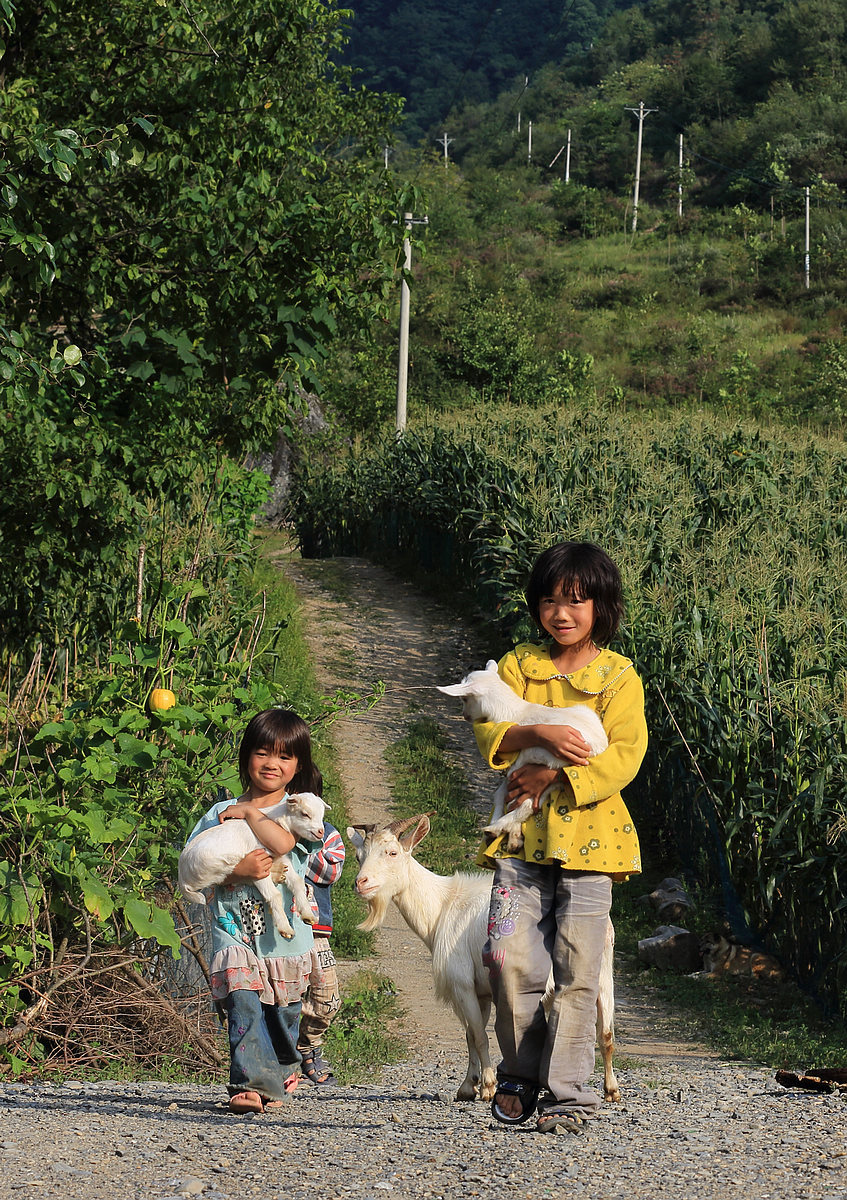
(497, 721), (592, 765)
(558, 669), (648, 808)
(224, 847), (274, 883)
(502, 670), (648, 811)
(218, 804), (296, 857)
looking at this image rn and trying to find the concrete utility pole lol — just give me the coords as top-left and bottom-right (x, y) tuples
(436, 132), (453, 168)
(678, 133), (684, 219)
(395, 212), (429, 435)
(528, 121), (533, 165)
(565, 128), (571, 182)
(804, 186), (810, 289)
(625, 100), (657, 233)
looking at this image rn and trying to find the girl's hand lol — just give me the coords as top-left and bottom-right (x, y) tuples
(535, 724), (593, 766)
(506, 764), (559, 813)
(224, 848), (274, 883)
(219, 803), (253, 824)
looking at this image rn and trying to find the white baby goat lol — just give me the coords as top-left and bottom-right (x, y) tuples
(178, 792), (326, 939)
(438, 660), (608, 851)
(349, 814), (619, 1104)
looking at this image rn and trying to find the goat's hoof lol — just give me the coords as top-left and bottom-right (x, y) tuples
(454, 1086), (477, 1102)
(604, 1088), (621, 1103)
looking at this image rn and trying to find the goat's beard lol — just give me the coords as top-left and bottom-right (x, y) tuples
(356, 890), (390, 932)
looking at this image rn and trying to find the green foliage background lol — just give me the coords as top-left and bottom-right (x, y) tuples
(0, 0), (403, 1067)
(0, 0), (407, 646)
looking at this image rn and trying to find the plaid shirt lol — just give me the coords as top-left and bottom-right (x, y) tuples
(304, 824), (345, 936)
(305, 825), (345, 887)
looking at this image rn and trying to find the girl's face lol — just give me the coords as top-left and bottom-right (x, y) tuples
(247, 745), (298, 798)
(538, 582), (595, 651)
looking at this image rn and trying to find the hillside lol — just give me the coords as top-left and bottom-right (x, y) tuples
(340, 0), (625, 143)
(342, 0), (847, 215)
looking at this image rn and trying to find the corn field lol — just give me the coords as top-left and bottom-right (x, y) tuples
(293, 407), (847, 1017)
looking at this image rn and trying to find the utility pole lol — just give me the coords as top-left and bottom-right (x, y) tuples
(395, 212), (429, 435)
(436, 131), (453, 168)
(804, 186), (810, 289)
(565, 128), (571, 182)
(625, 100), (657, 233)
(678, 133), (684, 219)
(528, 121), (532, 166)
(383, 145), (391, 170)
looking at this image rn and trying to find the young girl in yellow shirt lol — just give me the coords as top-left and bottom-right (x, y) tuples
(474, 541), (648, 1135)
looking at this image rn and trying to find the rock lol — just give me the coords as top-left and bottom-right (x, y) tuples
(639, 877), (695, 922)
(638, 924), (703, 972)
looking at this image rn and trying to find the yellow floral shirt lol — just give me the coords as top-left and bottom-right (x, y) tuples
(473, 643), (647, 880)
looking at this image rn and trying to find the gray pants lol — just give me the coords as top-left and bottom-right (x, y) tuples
(484, 859), (612, 1117)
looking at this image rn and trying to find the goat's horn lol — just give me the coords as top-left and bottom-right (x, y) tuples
(348, 822), (377, 836)
(387, 813), (431, 837)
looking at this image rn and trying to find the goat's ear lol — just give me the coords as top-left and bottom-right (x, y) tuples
(346, 825), (372, 852)
(485, 659), (499, 672)
(436, 682), (468, 696)
(398, 813), (431, 851)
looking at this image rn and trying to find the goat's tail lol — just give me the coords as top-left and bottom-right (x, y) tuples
(177, 876), (207, 907)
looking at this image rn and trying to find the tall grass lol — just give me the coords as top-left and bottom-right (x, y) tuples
(293, 406), (847, 1017)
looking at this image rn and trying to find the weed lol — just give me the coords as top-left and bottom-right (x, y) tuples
(325, 969), (407, 1081)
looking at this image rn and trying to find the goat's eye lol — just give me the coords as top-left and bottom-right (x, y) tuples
(388, 849), (398, 857)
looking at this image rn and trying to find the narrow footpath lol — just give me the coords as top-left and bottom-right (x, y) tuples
(0, 552), (843, 1200)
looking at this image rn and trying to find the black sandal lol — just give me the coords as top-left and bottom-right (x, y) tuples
(300, 1048), (334, 1085)
(491, 1079), (540, 1125)
(536, 1108), (586, 1136)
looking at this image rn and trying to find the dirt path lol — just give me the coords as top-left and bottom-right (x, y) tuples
(277, 549), (715, 1069)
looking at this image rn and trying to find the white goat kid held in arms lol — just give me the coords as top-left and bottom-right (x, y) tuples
(437, 659), (608, 850)
(348, 814), (620, 1105)
(178, 792), (327, 938)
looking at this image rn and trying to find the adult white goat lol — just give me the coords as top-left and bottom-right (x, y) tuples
(178, 792), (326, 938)
(438, 659), (608, 851)
(348, 813), (619, 1104)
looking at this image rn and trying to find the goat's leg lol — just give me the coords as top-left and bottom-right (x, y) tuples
(484, 797), (533, 849)
(482, 779), (511, 843)
(451, 989), (495, 1102)
(597, 918), (620, 1102)
(253, 875), (295, 938)
(281, 858), (317, 925)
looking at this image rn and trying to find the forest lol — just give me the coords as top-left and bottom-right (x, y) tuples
(1, 0), (847, 1071)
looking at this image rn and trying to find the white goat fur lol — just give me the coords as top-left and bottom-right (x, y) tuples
(178, 792), (327, 938)
(438, 659), (608, 851)
(348, 814), (619, 1104)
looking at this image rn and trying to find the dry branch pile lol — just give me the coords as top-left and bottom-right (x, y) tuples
(4, 946), (224, 1078)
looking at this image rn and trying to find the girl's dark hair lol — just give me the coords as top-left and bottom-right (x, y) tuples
(525, 541), (623, 646)
(238, 709), (322, 795)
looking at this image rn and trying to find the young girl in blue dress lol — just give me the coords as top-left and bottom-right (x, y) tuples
(184, 709), (321, 1114)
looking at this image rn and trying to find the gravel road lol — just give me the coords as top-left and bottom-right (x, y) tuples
(1, 1059), (844, 1200)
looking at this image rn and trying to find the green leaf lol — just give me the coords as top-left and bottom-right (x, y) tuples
(0, 864), (38, 927)
(76, 864), (114, 921)
(123, 897), (181, 955)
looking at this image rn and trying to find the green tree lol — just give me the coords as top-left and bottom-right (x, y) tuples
(0, 0), (406, 642)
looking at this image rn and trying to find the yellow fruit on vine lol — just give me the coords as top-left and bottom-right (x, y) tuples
(149, 688), (177, 712)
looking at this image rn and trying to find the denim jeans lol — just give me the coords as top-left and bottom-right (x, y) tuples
(484, 858), (612, 1117)
(222, 989), (302, 1100)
